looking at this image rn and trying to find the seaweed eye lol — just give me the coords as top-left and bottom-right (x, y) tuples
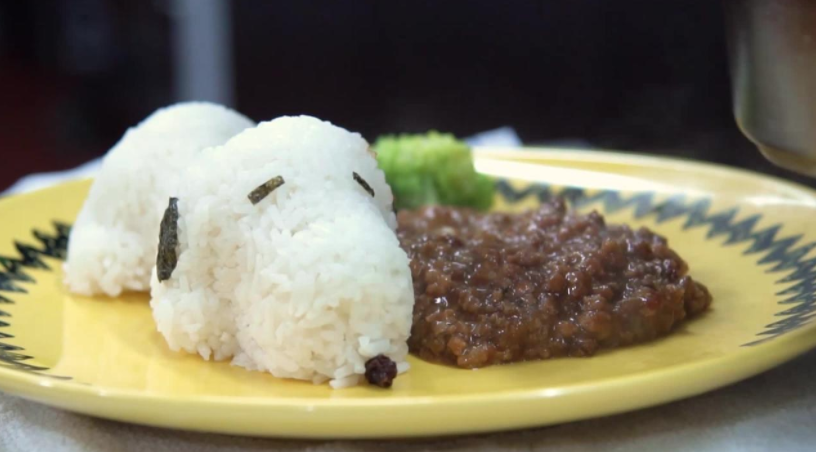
(248, 175), (285, 205)
(157, 197), (180, 282)
(353, 172), (375, 197)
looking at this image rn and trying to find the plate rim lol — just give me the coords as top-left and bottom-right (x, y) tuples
(2, 327), (814, 438)
(475, 146), (816, 199)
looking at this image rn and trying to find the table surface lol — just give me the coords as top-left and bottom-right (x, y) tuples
(2, 347), (814, 452)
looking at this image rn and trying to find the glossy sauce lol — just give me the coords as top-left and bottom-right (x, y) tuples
(397, 201), (712, 368)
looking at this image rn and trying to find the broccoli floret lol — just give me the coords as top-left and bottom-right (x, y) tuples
(374, 131), (494, 211)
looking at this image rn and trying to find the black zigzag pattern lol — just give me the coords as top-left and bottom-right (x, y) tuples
(497, 180), (816, 346)
(0, 222), (71, 379)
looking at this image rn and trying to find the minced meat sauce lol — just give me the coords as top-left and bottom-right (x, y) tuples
(397, 200), (711, 369)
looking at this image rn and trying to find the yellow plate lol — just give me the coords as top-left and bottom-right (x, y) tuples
(1, 147), (816, 439)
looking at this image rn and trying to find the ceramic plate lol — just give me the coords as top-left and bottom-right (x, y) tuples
(1, 148), (815, 439)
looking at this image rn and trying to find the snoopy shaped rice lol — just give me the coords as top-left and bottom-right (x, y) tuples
(149, 116), (415, 388)
(64, 102), (254, 297)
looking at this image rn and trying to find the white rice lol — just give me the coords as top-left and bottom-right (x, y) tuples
(63, 102), (254, 297)
(149, 116), (414, 388)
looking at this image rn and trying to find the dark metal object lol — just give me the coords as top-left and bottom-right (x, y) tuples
(724, 0), (816, 176)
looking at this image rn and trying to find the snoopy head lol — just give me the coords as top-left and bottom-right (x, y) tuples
(150, 116), (413, 384)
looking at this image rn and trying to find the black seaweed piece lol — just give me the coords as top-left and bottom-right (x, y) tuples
(353, 172), (375, 197)
(364, 355), (397, 388)
(157, 197), (179, 282)
(248, 176), (285, 205)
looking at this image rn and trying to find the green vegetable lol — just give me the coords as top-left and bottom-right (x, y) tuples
(373, 131), (494, 211)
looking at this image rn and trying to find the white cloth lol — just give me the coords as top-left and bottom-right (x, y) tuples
(2, 159), (104, 196)
(4, 128), (813, 450)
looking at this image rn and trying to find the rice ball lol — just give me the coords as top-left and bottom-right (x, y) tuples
(64, 102), (254, 296)
(149, 116), (414, 388)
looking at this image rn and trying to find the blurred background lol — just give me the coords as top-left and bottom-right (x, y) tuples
(1, 0), (812, 191)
